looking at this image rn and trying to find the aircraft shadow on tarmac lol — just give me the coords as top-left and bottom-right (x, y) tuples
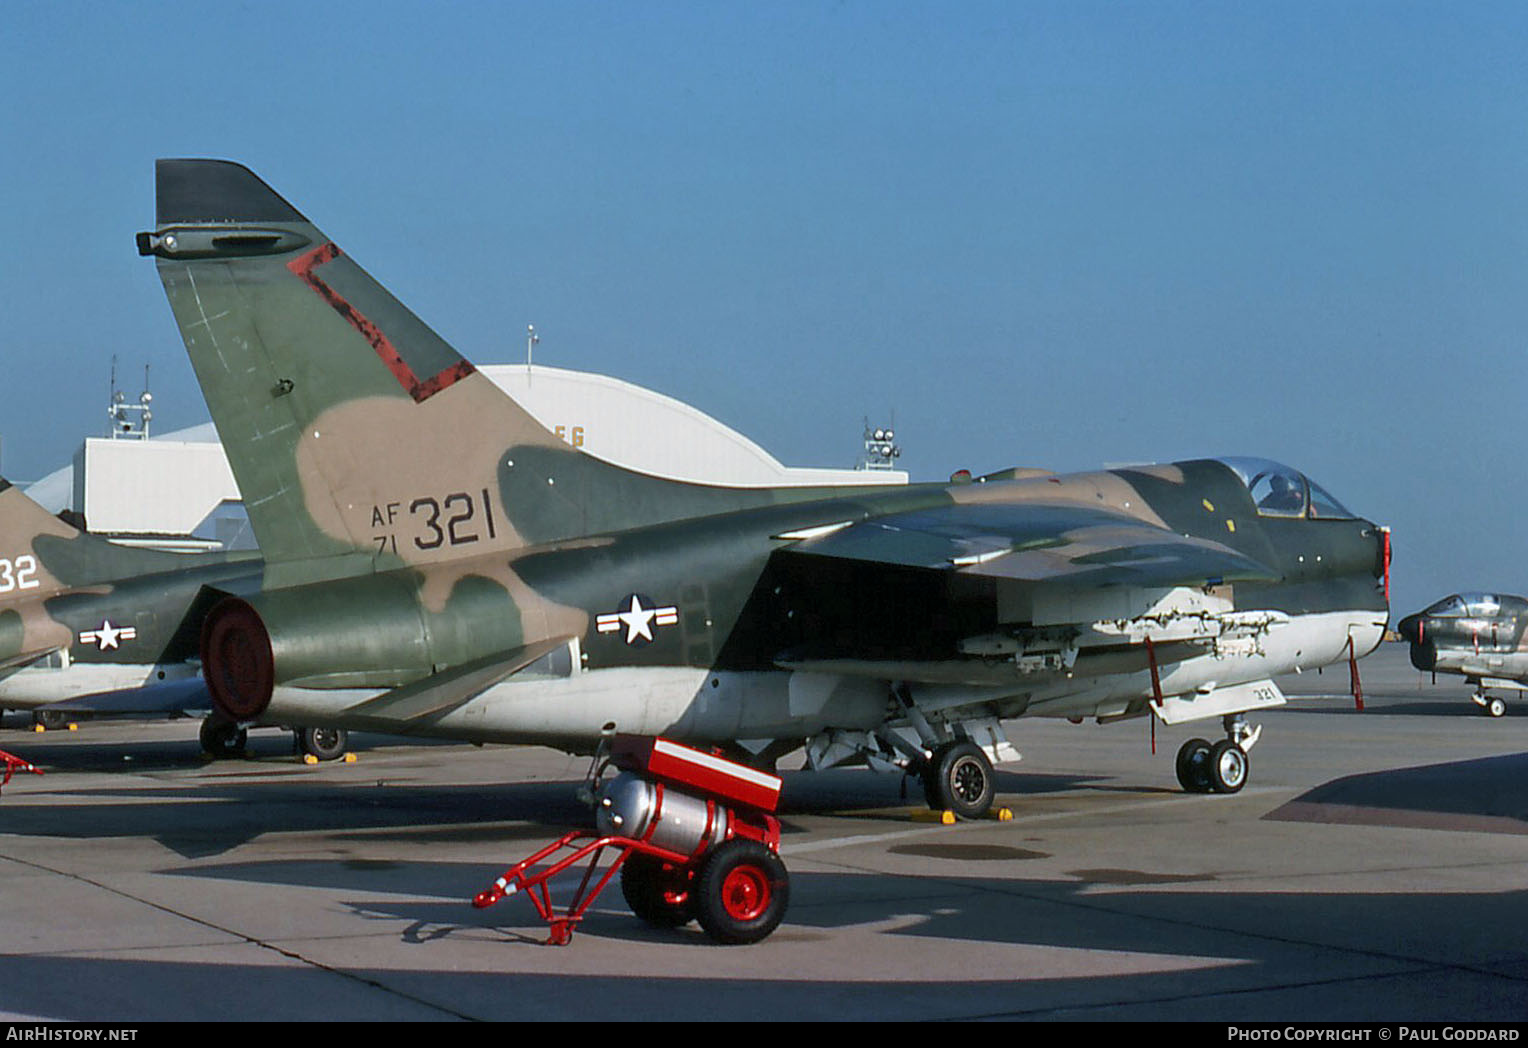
(5, 868), (1528, 1021)
(1277, 697), (1520, 718)
(1266, 751), (1528, 833)
(0, 780), (596, 857)
(0, 765), (1090, 859)
(0, 726), (460, 773)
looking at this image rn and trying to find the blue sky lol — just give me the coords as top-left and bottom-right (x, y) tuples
(2, 1), (1526, 616)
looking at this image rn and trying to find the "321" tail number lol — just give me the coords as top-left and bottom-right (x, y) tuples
(371, 489), (499, 555)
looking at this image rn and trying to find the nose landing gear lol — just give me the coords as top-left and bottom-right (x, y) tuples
(1175, 714), (1257, 794)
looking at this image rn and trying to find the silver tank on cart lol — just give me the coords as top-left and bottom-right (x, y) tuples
(596, 771), (731, 855)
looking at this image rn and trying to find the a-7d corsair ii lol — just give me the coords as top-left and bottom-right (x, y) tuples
(0, 475), (262, 742)
(139, 159), (1391, 817)
(0, 474), (351, 762)
(1398, 593), (1528, 718)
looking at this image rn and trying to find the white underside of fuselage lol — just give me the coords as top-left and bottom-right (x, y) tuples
(0, 662), (201, 710)
(1432, 651), (1528, 681)
(256, 607), (1388, 751)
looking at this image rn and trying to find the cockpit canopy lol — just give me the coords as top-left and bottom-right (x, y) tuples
(1216, 457), (1357, 520)
(1421, 593), (1528, 619)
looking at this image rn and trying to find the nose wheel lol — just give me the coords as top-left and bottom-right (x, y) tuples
(1175, 716), (1255, 794)
(1473, 688), (1508, 718)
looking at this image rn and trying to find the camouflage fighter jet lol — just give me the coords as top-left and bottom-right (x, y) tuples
(137, 159), (1391, 817)
(0, 475), (242, 730)
(0, 477), (353, 758)
(1397, 593), (1528, 717)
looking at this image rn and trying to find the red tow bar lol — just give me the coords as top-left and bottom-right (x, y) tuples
(0, 749), (43, 792)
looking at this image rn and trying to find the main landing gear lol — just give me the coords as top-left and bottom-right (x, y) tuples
(1174, 714), (1258, 794)
(199, 715), (247, 758)
(199, 715), (351, 762)
(31, 709), (75, 732)
(293, 725), (350, 762)
(921, 740), (997, 820)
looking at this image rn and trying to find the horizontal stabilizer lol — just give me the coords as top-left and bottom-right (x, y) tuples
(0, 646), (64, 674)
(342, 637), (574, 724)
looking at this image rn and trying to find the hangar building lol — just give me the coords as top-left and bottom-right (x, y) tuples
(24, 364), (907, 551)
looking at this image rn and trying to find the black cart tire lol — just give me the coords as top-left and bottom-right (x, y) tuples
(621, 852), (695, 928)
(694, 839), (789, 945)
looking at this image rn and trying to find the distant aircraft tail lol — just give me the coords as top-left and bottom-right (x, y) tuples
(0, 477), (189, 599)
(141, 160), (812, 584)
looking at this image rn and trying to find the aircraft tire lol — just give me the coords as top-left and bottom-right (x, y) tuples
(296, 726), (349, 762)
(620, 853), (695, 929)
(1175, 738), (1213, 793)
(33, 709), (69, 731)
(693, 839), (789, 945)
(199, 716), (247, 759)
(1207, 739), (1248, 794)
(1486, 696), (1507, 718)
(923, 740), (996, 820)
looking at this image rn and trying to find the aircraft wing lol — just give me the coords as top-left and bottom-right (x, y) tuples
(781, 502), (1276, 589)
(42, 677), (212, 715)
(340, 636), (577, 725)
(0, 646), (65, 675)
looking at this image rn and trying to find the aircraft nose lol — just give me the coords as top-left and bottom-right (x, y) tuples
(1395, 613), (1423, 645)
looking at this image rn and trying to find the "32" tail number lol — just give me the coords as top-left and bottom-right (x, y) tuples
(0, 555), (41, 593)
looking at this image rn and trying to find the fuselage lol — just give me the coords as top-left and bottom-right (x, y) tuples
(1397, 593), (1528, 681)
(244, 458), (1389, 751)
(0, 557), (259, 711)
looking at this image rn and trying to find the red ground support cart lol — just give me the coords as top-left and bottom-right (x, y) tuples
(472, 735), (788, 945)
(0, 749), (41, 792)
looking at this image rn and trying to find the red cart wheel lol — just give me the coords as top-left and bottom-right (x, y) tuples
(694, 839), (789, 944)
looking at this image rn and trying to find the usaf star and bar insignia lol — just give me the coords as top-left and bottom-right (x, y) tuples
(596, 594), (679, 646)
(78, 619), (138, 651)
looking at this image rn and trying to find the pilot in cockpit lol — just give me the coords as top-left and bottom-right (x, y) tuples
(1259, 473), (1306, 514)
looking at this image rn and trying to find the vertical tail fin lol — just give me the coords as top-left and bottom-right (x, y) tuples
(142, 160), (840, 585)
(142, 159), (576, 583)
(0, 477), (187, 598)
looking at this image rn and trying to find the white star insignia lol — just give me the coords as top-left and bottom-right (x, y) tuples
(596, 595), (679, 645)
(618, 594), (656, 643)
(79, 619), (138, 651)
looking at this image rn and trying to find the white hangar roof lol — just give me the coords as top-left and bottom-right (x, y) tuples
(28, 365), (905, 544)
